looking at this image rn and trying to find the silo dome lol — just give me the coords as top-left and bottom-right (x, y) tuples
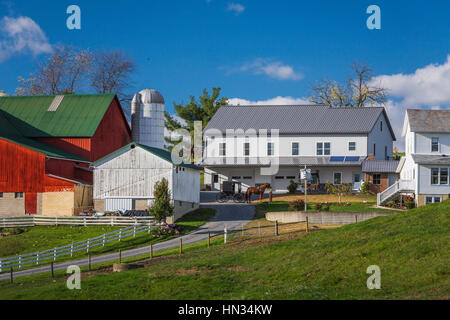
(131, 89), (165, 149)
(138, 89), (165, 104)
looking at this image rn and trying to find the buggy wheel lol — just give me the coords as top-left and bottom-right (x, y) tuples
(216, 192), (227, 203)
(233, 193), (245, 203)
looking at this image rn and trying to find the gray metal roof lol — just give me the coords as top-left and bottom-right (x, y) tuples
(407, 109), (450, 133)
(205, 105), (396, 140)
(411, 154), (450, 165)
(201, 156), (364, 168)
(362, 160), (400, 173)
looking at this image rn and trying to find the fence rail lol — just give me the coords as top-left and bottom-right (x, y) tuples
(0, 223), (157, 272)
(0, 215), (154, 228)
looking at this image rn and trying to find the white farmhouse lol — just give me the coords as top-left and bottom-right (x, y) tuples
(92, 89), (201, 222)
(391, 109), (450, 206)
(202, 104), (396, 193)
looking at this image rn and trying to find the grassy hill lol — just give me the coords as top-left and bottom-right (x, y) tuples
(0, 201), (448, 300)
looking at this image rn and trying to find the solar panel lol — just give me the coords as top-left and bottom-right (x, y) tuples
(330, 156), (345, 162)
(345, 156), (360, 162)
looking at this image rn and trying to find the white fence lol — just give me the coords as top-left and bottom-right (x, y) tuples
(0, 223), (157, 272)
(0, 215), (154, 228)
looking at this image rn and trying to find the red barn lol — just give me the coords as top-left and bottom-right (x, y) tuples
(0, 94), (131, 216)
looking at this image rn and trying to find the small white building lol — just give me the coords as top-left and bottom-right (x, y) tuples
(390, 109), (450, 206)
(92, 89), (201, 222)
(92, 143), (201, 221)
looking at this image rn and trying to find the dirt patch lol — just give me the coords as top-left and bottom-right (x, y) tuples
(227, 266), (251, 272)
(176, 267), (202, 276)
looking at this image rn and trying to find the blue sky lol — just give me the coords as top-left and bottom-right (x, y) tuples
(1, 0), (450, 148)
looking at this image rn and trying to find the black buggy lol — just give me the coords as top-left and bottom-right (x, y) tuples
(216, 181), (246, 203)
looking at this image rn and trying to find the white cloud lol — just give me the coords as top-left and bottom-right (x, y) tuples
(0, 16), (52, 62)
(231, 58), (303, 81)
(371, 55), (450, 107)
(228, 96), (311, 106)
(227, 3), (245, 15)
(369, 56), (450, 151)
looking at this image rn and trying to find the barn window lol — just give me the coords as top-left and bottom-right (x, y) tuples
(349, 142), (356, 151)
(15, 192), (23, 198)
(0, 192), (3, 198)
(286, 176), (296, 180)
(232, 176), (241, 180)
(243, 176), (252, 180)
(191, 203), (194, 209)
(179, 201), (182, 207)
(275, 176), (284, 180)
(213, 175), (219, 183)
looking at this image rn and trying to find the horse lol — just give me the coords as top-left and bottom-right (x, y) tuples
(246, 183), (271, 203)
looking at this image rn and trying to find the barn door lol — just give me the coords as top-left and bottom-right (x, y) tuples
(25, 193), (37, 214)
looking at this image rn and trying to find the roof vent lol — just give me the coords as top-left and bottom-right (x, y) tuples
(47, 95), (64, 112)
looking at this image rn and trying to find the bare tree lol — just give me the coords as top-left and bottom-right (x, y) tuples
(310, 63), (387, 108)
(90, 50), (136, 100)
(16, 46), (92, 95)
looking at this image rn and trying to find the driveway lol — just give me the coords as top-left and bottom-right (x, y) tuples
(0, 192), (255, 281)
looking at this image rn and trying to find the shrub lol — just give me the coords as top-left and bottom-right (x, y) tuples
(149, 178), (174, 223)
(288, 199), (305, 211)
(361, 181), (370, 194)
(287, 180), (299, 194)
(402, 195), (416, 209)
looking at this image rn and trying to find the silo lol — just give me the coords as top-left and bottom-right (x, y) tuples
(131, 89), (165, 149)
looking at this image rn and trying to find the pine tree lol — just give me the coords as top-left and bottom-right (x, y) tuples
(149, 178), (174, 223)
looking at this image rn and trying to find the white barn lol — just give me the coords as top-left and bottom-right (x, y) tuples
(92, 88), (201, 222)
(92, 142), (201, 221)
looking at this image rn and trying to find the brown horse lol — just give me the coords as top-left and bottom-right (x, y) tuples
(246, 183), (271, 203)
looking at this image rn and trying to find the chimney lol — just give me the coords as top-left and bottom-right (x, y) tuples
(369, 154), (374, 160)
(0, 90), (7, 97)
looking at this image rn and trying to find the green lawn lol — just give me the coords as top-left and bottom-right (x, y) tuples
(0, 208), (216, 266)
(257, 201), (396, 214)
(0, 200), (448, 300)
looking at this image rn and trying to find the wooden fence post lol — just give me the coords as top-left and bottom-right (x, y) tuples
(179, 238), (183, 254)
(208, 232), (211, 248)
(269, 191), (273, 203)
(10, 268), (13, 284)
(102, 234), (106, 247)
(305, 216), (309, 233)
(133, 225), (136, 238)
(119, 250), (122, 264)
(51, 262), (54, 278)
(119, 229), (122, 242)
(241, 224), (244, 237)
(18, 256), (21, 269)
(275, 220), (279, 236)
(36, 252), (39, 265)
(258, 222), (261, 236)
(86, 239), (90, 253)
(150, 244), (153, 259)
(355, 215), (358, 224)
(88, 254), (91, 272)
(83, 217), (87, 227)
(70, 243), (74, 257)
(0, 259), (3, 273)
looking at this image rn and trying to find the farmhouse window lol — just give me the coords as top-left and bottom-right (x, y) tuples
(275, 176), (285, 180)
(219, 143), (226, 156)
(380, 121), (383, 132)
(334, 172), (342, 185)
(349, 142), (356, 151)
(267, 142), (274, 156)
(373, 143), (376, 156)
(213, 174), (219, 183)
(440, 168), (449, 185)
(244, 142), (250, 156)
(316, 142), (330, 155)
(232, 176), (241, 180)
(324, 142), (331, 155)
(286, 176), (296, 179)
(292, 142), (299, 155)
(426, 196), (441, 204)
(372, 174), (381, 185)
(431, 168), (440, 185)
(431, 138), (439, 152)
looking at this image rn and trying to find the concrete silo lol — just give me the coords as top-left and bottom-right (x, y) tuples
(131, 89), (165, 149)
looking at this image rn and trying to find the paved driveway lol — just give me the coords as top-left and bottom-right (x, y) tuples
(0, 193), (254, 281)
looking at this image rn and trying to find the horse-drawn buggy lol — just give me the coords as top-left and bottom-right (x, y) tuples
(216, 181), (246, 203)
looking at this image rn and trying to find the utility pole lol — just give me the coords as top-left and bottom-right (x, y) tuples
(304, 164), (308, 213)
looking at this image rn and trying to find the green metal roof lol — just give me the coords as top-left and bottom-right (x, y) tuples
(92, 142), (202, 171)
(0, 109), (89, 161)
(0, 94), (116, 137)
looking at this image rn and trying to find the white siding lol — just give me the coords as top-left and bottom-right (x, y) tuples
(367, 112), (394, 160)
(415, 133), (450, 155)
(418, 165), (450, 195)
(205, 134), (368, 158)
(172, 167), (200, 203)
